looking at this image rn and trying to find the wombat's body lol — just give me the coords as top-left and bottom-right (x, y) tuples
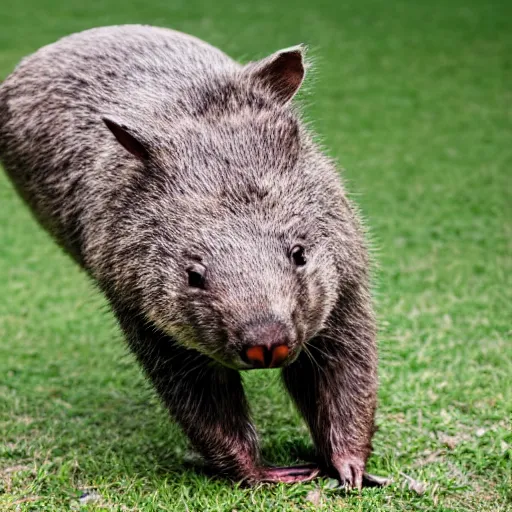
(0, 25), (378, 486)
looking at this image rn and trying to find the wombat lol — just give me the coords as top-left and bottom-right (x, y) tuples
(0, 25), (378, 487)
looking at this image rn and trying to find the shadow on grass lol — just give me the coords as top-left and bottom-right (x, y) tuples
(8, 375), (319, 487)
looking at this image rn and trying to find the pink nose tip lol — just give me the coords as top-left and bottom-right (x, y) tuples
(245, 344), (289, 368)
(271, 345), (289, 367)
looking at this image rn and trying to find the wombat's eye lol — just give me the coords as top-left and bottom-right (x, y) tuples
(290, 245), (307, 266)
(186, 264), (206, 289)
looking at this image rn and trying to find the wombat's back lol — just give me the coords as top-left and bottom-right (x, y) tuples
(0, 25), (236, 172)
(0, 25), (235, 126)
(0, 25), (237, 262)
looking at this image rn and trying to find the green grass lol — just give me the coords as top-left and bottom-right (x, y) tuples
(1, 0), (511, 510)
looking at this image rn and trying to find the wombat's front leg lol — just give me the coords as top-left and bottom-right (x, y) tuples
(121, 318), (319, 483)
(282, 304), (378, 489)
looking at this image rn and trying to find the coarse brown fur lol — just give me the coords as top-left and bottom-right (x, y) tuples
(0, 25), (378, 486)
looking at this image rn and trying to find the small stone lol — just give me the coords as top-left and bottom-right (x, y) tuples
(325, 478), (341, 489)
(399, 472), (427, 495)
(306, 489), (322, 506)
(440, 434), (458, 450)
(408, 478), (427, 495)
(79, 491), (102, 504)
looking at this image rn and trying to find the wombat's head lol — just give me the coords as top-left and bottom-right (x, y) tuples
(102, 46), (362, 370)
(144, 206), (343, 371)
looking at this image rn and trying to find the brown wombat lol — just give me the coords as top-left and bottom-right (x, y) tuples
(0, 25), (378, 487)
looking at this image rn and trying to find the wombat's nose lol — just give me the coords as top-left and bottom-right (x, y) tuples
(240, 321), (291, 368)
(244, 344), (290, 368)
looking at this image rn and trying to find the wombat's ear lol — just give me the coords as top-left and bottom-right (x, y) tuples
(245, 45), (306, 104)
(102, 117), (150, 160)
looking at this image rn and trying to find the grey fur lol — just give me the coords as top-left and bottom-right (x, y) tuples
(0, 25), (378, 486)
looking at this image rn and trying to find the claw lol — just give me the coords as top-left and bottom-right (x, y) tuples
(362, 472), (392, 487)
(332, 454), (365, 490)
(258, 464), (321, 484)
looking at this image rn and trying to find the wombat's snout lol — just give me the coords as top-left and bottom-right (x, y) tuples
(240, 321), (291, 369)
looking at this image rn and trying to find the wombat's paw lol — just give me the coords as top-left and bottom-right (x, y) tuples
(331, 453), (366, 490)
(257, 464), (321, 483)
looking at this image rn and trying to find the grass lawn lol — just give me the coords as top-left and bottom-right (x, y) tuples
(1, 0), (511, 510)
